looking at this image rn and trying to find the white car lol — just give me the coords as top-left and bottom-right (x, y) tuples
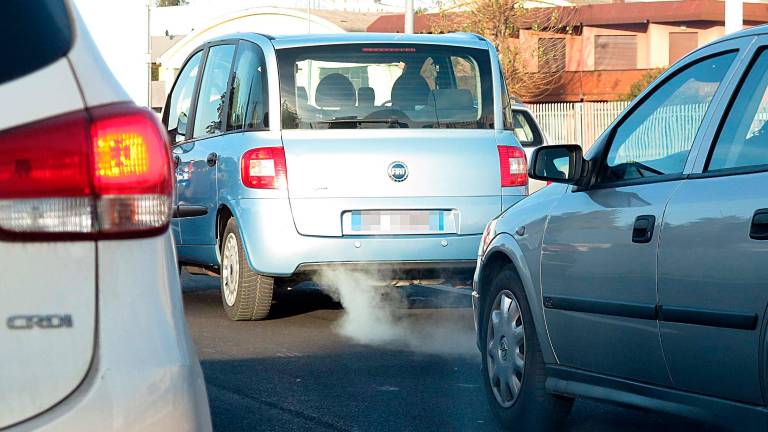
(0, 1), (211, 430)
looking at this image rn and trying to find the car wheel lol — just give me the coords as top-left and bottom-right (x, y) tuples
(220, 218), (274, 321)
(480, 265), (573, 431)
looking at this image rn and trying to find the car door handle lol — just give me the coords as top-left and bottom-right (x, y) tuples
(206, 152), (218, 167)
(750, 209), (768, 240)
(632, 215), (656, 244)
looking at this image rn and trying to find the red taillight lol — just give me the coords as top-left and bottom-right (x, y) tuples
(241, 147), (287, 189)
(0, 103), (172, 238)
(498, 145), (528, 187)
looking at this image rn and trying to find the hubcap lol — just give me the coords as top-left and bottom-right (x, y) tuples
(222, 233), (239, 307)
(486, 290), (526, 408)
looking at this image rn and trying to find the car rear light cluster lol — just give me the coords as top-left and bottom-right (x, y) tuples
(497, 145), (528, 187)
(241, 146), (287, 189)
(0, 103), (172, 239)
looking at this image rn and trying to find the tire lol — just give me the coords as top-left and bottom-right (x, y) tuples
(480, 264), (573, 431)
(220, 218), (274, 321)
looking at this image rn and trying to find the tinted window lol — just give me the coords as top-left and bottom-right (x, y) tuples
(708, 48), (768, 172)
(601, 52), (735, 183)
(193, 45), (236, 138)
(166, 51), (202, 143)
(277, 44), (494, 130)
(0, 0), (72, 85)
(227, 42), (269, 131)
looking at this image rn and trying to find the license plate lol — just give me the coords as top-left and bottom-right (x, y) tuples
(342, 210), (457, 235)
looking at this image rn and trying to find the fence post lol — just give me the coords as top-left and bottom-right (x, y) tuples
(574, 103), (584, 147)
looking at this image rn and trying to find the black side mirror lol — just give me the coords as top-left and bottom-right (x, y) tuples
(528, 144), (584, 184)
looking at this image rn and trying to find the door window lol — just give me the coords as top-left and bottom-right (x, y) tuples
(192, 44), (235, 139)
(600, 52), (736, 184)
(507, 110), (543, 147)
(708, 48), (768, 172)
(227, 42), (269, 131)
(166, 50), (202, 143)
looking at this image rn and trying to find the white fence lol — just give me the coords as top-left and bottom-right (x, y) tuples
(528, 101), (630, 149)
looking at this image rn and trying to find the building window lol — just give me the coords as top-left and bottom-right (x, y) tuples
(538, 38), (566, 73)
(669, 32), (698, 65)
(151, 62), (160, 81)
(595, 35), (637, 70)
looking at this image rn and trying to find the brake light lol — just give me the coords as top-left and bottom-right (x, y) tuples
(0, 103), (172, 238)
(498, 145), (528, 187)
(241, 147), (287, 189)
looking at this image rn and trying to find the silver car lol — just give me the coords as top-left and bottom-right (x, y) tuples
(474, 26), (768, 431)
(1, 1), (210, 430)
(166, 33), (529, 320)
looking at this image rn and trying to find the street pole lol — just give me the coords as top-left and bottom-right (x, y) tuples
(405, 0), (414, 34)
(725, 0), (743, 35)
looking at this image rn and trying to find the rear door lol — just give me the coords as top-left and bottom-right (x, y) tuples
(0, 1), (95, 427)
(276, 43), (521, 237)
(658, 40), (768, 404)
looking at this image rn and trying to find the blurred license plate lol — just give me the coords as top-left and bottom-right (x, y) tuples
(342, 210), (457, 235)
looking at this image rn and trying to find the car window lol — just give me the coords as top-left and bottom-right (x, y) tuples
(277, 44), (494, 130)
(193, 44), (236, 138)
(508, 110), (543, 147)
(0, 0), (71, 85)
(600, 52), (736, 184)
(227, 41), (269, 131)
(166, 51), (202, 143)
(708, 48), (768, 172)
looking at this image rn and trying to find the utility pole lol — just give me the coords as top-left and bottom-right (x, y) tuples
(725, 0), (743, 35)
(405, 0), (414, 34)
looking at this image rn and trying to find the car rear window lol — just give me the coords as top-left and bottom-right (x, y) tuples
(277, 44), (494, 130)
(0, 0), (72, 85)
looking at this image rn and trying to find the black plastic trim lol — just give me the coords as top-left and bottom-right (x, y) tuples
(543, 295), (656, 320)
(172, 205), (208, 219)
(544, 295), (758, 331)
(659, 305), (758, 331)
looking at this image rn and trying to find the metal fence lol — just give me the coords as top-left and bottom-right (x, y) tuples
(528, 101), (630, 149)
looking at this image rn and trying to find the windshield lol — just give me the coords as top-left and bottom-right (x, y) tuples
(277, 44), (494, 129)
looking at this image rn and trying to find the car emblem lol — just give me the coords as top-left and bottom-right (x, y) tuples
(387, 161), (408, 182)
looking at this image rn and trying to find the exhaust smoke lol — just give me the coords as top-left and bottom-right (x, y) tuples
(318, 268), (476, 357)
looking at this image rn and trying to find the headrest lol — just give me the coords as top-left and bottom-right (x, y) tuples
(428, 89), (474, 110)
(391, 72), (430, 109)
(357, 86), (375, 106)
(315, 73), (355, 108)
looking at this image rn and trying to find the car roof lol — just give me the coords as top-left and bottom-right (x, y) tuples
(715, 23), (768, 44)
(209, 32), (492, 50)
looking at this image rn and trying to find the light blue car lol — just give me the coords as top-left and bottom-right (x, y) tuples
(163, 33), (528, 320)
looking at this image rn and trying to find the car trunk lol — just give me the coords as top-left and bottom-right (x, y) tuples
(0, 56), (96, 427)
(283, 129), (503, 237)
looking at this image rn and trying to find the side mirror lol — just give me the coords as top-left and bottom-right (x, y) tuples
(171, 112), (188, 144)
(528, 144), (584, 184)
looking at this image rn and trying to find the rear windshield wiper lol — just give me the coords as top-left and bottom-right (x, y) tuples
(320, 116), (408, 128)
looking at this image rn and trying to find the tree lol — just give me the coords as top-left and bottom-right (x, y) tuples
(432, 0), (575, 101)
(155, 0), (188, 6)
(620, 68), (665, 101)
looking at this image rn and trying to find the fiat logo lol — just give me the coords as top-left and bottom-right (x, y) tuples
(387, 161), (408, 182)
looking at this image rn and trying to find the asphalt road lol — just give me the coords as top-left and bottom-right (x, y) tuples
(182, 273), (710, 432)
